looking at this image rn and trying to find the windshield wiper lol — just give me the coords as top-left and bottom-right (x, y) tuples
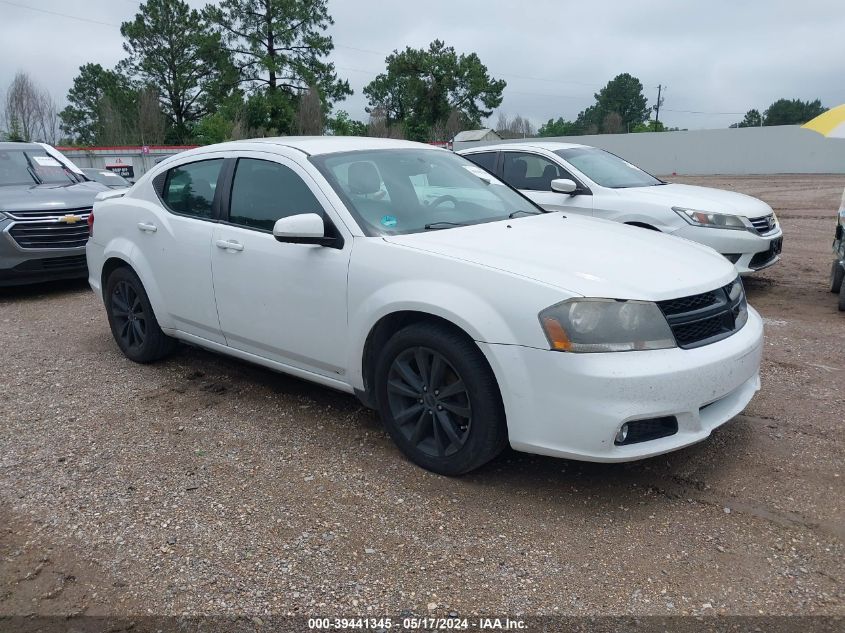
(508, 209), (541, 218)
(424, 221), (468, 230)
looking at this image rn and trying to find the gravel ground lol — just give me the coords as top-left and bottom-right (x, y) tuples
(0, 174), (843, 620)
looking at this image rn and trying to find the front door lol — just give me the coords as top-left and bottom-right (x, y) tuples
(210, 155), (351, 379)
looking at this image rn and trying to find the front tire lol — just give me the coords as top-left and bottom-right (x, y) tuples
(104, 267), (176, 363)
(838, 277), (845, 312)
(375, 322), (507, 476)
(830, 260), (844, 294)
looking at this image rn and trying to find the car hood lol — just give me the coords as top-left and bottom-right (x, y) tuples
(384, 213), (737, 301)
(615, 183), (773, 218)
(0, 182), (109, 214)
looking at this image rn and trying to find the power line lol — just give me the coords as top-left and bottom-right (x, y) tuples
(0, 0), (121, 27)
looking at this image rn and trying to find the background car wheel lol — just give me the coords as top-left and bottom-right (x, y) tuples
(829, 260), (844, 293)
(375, 321), (508, 476)
(839, 277), (845, 312)
(104, 267), (176, 363)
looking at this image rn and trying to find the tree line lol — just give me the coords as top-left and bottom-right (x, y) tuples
(0, 0), (832, 146)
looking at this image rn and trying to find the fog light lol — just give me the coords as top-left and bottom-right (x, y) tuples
(615, 423), (629, 445)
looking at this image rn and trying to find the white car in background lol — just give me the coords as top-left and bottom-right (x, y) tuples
(87, 137), (763, 475)
(459, 142), (783, 274)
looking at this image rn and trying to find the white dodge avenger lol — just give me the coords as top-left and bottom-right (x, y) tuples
(460, 142), (783, 274)
(87, 137), (763, 475)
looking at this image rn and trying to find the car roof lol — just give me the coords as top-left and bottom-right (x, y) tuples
(459, 141), (590, 153)
(182, 136), (440, 158)
(0, 142), (44, 151)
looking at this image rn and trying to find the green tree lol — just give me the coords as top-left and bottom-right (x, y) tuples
(764, 98), (826, 126)
(733, 108), (763, 128)
(59, 63), (137, 145)
(537, 117), (581, 137)
(327, 110), (367, 136)
(593, 73), (650, 133)
(205, 0), (351, 135)
(632, 120), (666, 133)
(120, 0), (234, 142)
(364, 40), (505, 142)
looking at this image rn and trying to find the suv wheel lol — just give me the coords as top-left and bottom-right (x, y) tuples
(839, 277), (845, 312)
(104, 267), (176, 363)
(375, 322), (507, 476)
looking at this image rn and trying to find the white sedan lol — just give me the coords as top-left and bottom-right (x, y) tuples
(87, 137), (763, 475)
(459, 142), (783, 274)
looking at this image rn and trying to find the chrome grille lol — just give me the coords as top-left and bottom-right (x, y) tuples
(6, 208), (91, 250)
(748, 214), (776, 235)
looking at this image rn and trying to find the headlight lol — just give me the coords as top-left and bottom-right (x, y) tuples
(539, 299), (676, 353)
(673, 207), (746, 230)
(727, 277), (748, 330)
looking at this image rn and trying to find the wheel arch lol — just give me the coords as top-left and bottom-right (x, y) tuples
(356, 310), (499, 409)
(99, 245), (172, 330)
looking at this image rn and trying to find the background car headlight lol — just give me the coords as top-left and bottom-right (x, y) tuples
(539, 299), (676, 353)
(673, 207), (747, 230)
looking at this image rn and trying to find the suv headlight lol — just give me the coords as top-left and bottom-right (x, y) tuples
(673, 207), (746, 230)
(539, 299), (676, 353)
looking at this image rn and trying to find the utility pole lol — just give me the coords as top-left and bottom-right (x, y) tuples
(653, 84), (664, 123)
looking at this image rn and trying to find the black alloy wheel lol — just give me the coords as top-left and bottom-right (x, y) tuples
(375, 322), (507, 476)
(386, 346), (472, 458)
(104, 267), (176, 363)
(111, 280), (147, 352)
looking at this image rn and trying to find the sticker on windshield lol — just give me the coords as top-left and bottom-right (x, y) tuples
(32, 156), (62, 167)
(380, 215), (398, 228)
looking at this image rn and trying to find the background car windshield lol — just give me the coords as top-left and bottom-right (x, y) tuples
(312, 149), (539, 235)
(555, 147), (663, 188)
(0, 149), (79, 186)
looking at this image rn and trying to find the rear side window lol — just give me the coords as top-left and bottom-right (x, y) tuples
(464, 152), (497, 173)
(227, 158), (324, 231)
(162, 159), (223, 219)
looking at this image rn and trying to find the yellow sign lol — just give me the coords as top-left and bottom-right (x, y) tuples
(58, 214), (82, 224)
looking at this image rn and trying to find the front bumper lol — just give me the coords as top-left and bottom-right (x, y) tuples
(672, 224), (783, 274)
(0, 219), (88, 286)
(480, 306), (764, 462)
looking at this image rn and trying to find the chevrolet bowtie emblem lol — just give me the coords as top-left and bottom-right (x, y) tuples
(58, 214), (82, 224)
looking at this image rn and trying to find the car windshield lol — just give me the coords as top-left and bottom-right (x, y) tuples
(554, 147), (664, 188)
(0, 149), (80, 186)
(311, 148), (543, 236)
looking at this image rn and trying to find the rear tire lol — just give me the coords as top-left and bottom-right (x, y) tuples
(830, 260), (844, 294)
(374, 322), (507, 476)
(104, 267), (176, 363)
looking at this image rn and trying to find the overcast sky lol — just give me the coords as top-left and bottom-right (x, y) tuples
(1, 0), (843, 131)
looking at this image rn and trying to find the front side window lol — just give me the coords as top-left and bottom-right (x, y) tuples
(554, 148), (663, 188)
(311, 149), (542, 236)
(502, 152), (570, 191)
(162, 159), (223, 218)
(228, 159), (324, 231)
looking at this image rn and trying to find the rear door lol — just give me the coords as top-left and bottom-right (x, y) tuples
(500, 151), (593, 215)
(145, 157), (226, 343)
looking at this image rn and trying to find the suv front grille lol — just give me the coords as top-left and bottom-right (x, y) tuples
(748, 214), (777, 235)
(6, 208), (91, 250)
(658, 279), (747, 349)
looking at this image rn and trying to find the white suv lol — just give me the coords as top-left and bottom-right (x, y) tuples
(459, 142), (783, 274)
(87, 137), (763, 475)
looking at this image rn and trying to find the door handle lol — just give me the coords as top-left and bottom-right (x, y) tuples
(137, 222), (157, 233)
(215, 239), (244, 252)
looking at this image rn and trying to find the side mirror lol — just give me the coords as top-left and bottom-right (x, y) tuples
(273, 213), (339, 247)
(551, 178), (577, 194)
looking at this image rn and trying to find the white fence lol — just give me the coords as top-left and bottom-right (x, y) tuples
(454, 125), (845, 175)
